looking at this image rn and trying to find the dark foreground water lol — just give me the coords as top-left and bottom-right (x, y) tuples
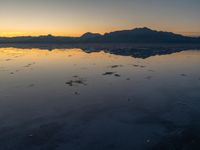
(0, 47), (200, 150)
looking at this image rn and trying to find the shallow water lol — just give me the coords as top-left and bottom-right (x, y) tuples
(0, 47), (200, 150)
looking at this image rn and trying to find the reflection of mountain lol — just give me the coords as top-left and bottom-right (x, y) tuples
(0, 27), (200, 44)
(0, 43), (200, 59)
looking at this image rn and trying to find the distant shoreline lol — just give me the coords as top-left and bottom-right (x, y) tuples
(0, 28), (200, 44)
(0, 43), (200, 50)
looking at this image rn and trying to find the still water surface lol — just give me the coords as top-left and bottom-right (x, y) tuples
(0, 47), (200, 150)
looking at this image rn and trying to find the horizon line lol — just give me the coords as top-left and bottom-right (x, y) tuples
(0, 27), (200, 38)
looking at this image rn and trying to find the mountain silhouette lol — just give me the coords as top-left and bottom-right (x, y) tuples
(0, 27), (199, 44)
(88, 27), (199, 43)
(80, 32), (102, 39)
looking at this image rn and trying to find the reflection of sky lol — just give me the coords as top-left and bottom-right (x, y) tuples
(0, 0), (200, 36)
(1, 48), (200, 101)
(1, 48), (200, 149)
(1, 48), (200, 86)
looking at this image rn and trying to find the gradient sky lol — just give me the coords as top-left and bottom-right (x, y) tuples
(0, 0), (200, 37)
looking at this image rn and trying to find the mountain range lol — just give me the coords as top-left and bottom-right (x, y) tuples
(0, 27), (199, 44)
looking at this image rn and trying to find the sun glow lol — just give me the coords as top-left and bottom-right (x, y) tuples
(0, 31), (84, 37)
(0, 32), (29, 37)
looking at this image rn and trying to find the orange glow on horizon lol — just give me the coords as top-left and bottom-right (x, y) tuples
(0, 28), (200, 37)
(0, 31), (84, 37)
(1, 1), (199, 38)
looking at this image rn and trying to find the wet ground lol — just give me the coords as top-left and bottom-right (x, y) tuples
(0, 47), (200, 150)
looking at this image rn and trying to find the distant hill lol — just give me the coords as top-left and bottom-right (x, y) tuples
(80, 32), (102, 39)
(0, 27), (199, 44)
(83, 27), (199, 43)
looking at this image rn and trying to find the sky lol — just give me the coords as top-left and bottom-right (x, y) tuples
(0, 0), (200, 37)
